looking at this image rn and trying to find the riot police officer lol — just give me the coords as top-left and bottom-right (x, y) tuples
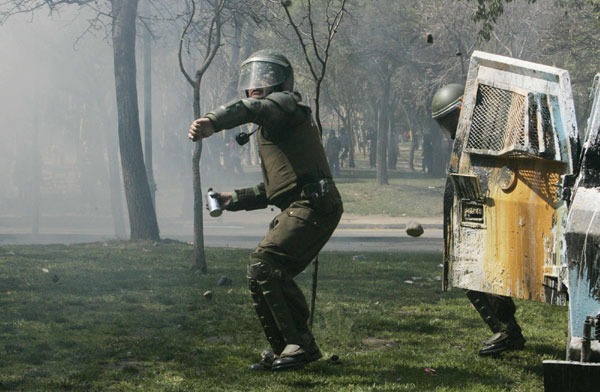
(431, 84), (526, 356)
(189, 50), (343, 370)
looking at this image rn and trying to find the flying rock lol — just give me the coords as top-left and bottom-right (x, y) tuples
(406, 221), (424, 237)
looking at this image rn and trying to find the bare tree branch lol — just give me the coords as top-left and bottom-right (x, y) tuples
(178, 0), (195, 86)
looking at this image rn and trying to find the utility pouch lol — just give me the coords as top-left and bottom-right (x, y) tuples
(301, 179), (335, 214)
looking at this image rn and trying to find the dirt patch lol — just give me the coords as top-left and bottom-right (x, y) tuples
(362, 337), (399, 350)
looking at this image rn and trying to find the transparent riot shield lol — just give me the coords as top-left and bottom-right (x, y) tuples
(564, 74), (600, 360)
(445, 51), (579, 304)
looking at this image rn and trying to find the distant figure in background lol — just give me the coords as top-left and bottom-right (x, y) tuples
(367, 128), (377, 168)
(421, 131), (433, 175)
(326, 129), (341, 177)
(338, 127), (350, 168)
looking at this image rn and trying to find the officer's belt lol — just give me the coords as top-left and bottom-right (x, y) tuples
(300, 178), (334, 199)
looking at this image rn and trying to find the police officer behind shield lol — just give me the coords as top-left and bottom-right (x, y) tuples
(188, 50), (343, 371)
(431, 84), (526, 356)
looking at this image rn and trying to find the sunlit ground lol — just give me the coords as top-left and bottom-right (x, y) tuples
(0, 242), (567, 391)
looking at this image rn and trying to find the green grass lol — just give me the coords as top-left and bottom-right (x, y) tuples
(0, 242), (567, 391)
(335, 174), (445, 217)
(332, 144), (446, 217)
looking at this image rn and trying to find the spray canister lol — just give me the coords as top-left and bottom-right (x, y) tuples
(206, 188), (222, 217)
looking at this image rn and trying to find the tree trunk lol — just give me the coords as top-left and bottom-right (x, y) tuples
(250, 127), (259, 165)
(31, 35), (40, 241)
(32, 111), (41, 241)
(143, 22), (156, 208)
(192, 79), (207, 273)
(111, 0), (160, 241)
(348, 114), (355, 168)
(376, 84), (389, 185)
(387, 127), (397, 170)
(104, 120), (127, 238)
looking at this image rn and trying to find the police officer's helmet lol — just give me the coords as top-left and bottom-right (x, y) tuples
(431, 83), (464, 140)
(238, 50), (294, 93)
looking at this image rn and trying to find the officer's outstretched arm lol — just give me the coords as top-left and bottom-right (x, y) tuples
(205, 91), (308, 132)
(226, 183), (268, 211)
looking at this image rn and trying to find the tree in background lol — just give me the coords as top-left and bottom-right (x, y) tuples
(178, 0), (227, 273)
(0, 0), (160, 241)
(322, 52), (367, 168)
(277, 0), (348, 137)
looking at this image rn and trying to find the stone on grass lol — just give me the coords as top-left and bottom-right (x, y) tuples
(203, 290), (213, 300)
(217, 276), (232, 286)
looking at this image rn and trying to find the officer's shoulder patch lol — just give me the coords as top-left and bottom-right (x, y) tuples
(265, 92), (297, 113)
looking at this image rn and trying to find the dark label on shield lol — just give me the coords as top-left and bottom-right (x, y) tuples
(461, 200), (484, 225)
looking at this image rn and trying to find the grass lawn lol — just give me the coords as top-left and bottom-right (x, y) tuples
(335, 171), (445, 217)
(0, 241), (567, 391)
(316, 150), (446, 218)
(325, 144), (446, 217)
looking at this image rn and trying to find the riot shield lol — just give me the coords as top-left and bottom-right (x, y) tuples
(564, 73), (600, 359)
(445, 51), (579, 304)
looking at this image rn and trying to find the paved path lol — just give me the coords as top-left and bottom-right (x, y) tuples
(0, 211), (443, 252)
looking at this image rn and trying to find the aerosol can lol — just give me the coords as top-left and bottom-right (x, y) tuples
(206, 188), (222, 217)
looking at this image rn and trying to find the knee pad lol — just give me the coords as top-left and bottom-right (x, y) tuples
(248, 277), (261, 294)
(247, 257), (281, 282)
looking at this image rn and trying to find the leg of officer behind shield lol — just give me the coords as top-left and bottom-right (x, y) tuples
(466, 290), (526, 356)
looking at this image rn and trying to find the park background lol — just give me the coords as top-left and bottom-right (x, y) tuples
(0, 0), (598, 390)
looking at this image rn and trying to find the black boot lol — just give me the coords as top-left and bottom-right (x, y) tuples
(249, 349), (277, 371)
(271, 341), (322, 371)
(478, 331), (526, 357)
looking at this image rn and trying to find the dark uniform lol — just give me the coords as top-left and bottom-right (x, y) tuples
(202, 52), (343, 371)
(338, 127), (350, 168)
(434, 84), (525, 357)
(326, 130), (342, 176)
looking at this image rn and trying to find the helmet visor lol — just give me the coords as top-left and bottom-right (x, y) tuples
(238, 61), (287, 91)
